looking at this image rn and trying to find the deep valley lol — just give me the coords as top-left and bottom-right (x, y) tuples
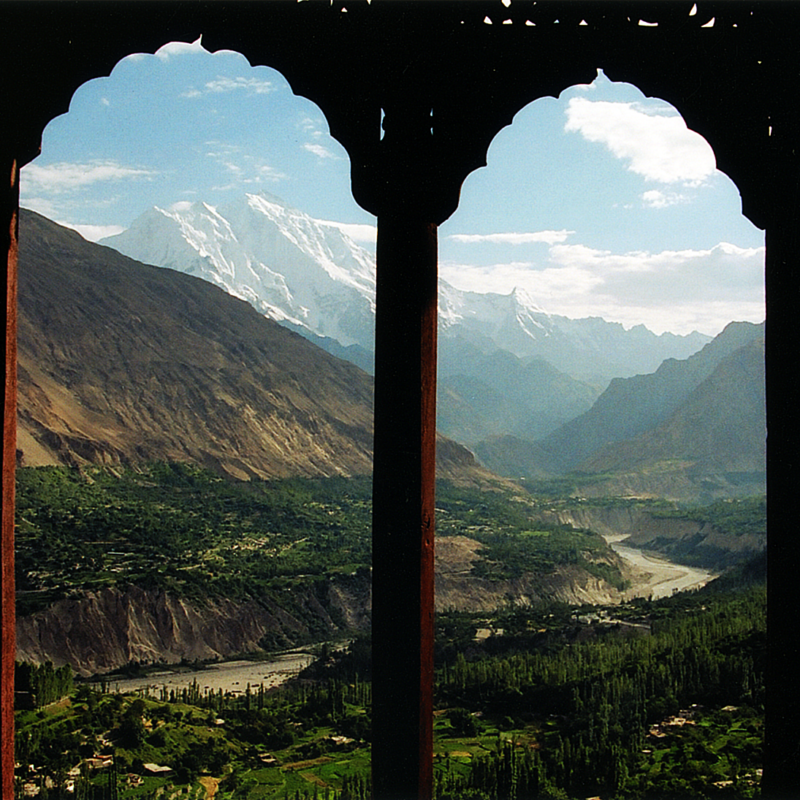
(12, 206), (767, 799)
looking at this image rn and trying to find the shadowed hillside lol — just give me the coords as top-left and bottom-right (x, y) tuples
(475, 321), (765, 501)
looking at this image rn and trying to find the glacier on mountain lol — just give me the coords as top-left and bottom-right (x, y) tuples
(102, 192), (710, 385)
(103, 192), (377, 350)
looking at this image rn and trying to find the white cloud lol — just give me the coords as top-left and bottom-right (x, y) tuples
(205, 143), (288, 184)
(63, 223), (125, 242)
(641, 189), (690, 208)
(20, 198), (63, 220)
(448, 230), (574, 246)
(21, 161), (156, 194)
(204, 76), (274, 94)
(440, 241), (764, 335)
(317, 220), (377, 245)
(299, 117), (326, 138)
(565, 97), (716, 184)
(181, 75), (274, 99)
(168, 201), (195, 213)
(19, 202), (124, 243)
(247, 165), (289, 183)
(304, 143), (340, 160)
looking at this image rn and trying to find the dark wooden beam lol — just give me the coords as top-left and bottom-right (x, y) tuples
(762, 157), (800, 799)
(371, 213), (437, 799)
(1, 152), (19, 800)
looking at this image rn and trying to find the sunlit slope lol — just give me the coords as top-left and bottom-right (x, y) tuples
(101, 192), (710, 448)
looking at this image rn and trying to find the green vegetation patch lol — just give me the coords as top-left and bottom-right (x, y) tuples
(652, 495), (766, 538)
(15, 464), (373, 614)
(435, 483), (628, 589)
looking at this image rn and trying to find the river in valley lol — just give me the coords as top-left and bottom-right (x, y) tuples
(106, 540), (714, 696)
(604, 534), (717, 599)
(106, 651), (314, 697)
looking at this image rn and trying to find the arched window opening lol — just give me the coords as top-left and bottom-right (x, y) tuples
(15, 39), (381, 797)
(438, 68), (765, 483)
(432, 70), (766, 799)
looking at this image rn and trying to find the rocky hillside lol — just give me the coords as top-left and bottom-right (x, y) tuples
(434, 535), (633, 612)
(583, 337), (765, 477)
(17, 209), (490, 484)
(538, 500), (766, 570)
(534, 320), (764, 473)
(476, 321), (766, 501)
(17, 539), (635, 676)
(16, 576), (372, 677)
(437, 338), (599, 445)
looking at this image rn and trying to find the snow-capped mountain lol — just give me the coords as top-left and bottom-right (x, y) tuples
(103, 192), (709, 387)
(103, 193), (377, 352)
(437, 282), (710, 385)
(100, 192), (716, 448)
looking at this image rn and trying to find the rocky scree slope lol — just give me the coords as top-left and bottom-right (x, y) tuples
(16, 576), (372, 677)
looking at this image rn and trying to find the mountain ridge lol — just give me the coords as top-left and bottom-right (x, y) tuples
(474, 321), (766, 501)
(99, 192), (712, 445)
(17, 209), (491, 485)
(531, 320), (764, 473)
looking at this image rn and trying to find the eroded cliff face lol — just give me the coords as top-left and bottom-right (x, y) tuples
(16, 576), (371, 677)
(538, 506), (765, 569)
(17, 540), (636, 675)
(433, 536), (633, 612)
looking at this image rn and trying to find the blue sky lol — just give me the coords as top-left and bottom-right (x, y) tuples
(20, 37), (764, 336)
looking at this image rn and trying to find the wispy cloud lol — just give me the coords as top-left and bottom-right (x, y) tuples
(303, 143), (340, 160)
(299, 117), (326, 138)
(21, 160), (157, 194)
(205, 142), (288, 184)
(565, 98), (716, 185)
(181, 74), (275, 99)
(641, 189), (690, 209)
(204, 76), (274, 95)
(63, 223), (126, 243)
(19, 198), (64, 220)
(19, 200), (126, 243)
(448, 230), (573, 246)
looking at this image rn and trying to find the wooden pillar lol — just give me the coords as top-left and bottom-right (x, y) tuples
(371, 213), (437, 799)
(762, 168), (800, 799)
(1, 151), (19, 800)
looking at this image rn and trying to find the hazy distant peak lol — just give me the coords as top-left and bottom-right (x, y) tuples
(509, 285), (545, 313)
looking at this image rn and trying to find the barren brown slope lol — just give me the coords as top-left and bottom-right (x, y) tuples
(18, 209), (376, 479)
(17, 210), (494, 484)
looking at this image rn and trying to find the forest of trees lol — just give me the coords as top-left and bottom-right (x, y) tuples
(15, 660), (73, 709)
(15, 579), (764, 799)
(13, 464), (766, 798)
